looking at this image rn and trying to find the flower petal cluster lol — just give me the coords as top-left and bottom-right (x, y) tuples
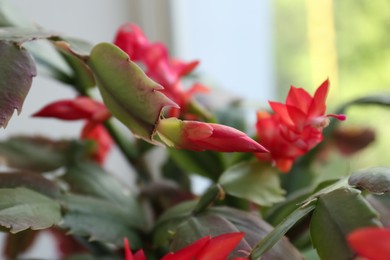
(348, 227), (390, 260)
(114, 23), (208, 117)
(124, 238), (147, 260)
(157, 117), (268, 153)
(255, 80), (346, 172)
(124, 232), (248, 260)
(33, 97), (112, 164)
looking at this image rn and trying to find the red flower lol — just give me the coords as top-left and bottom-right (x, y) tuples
(114, 23), (208, 117)
(162, 232), (248, 260)
(256, 80), (346, 172)
(124, 238), (146, 260)
(33, 96), (110, 122)
(157, 118), (268, 153)
(348, 227), (390, 260)
(81, 123), (113, 164)
(33, 97), (113, 164)
(124, 233), (247, 260)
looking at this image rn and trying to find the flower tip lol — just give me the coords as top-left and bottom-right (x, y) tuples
(327, 113), (347, 121)
(256, 143), (269, 154)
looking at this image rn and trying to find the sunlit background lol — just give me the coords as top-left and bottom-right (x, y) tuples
(2, 0), (390, 258)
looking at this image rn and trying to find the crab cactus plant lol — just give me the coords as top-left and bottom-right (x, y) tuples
(1, 1), (390, 260)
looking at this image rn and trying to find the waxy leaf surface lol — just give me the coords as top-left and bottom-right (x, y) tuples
(0, 136), (91, 172)
(0, 187), (61, 233)
(88, 43), (177, 142)
(154, 203), (302, 259)
(61, 162), (144, 229)
(310, 188), (381, 260)
(349, 166), (390, 194)
(0, 41), (36, 128)
(54, 39), (95, 90)
(219, 161), (285, 207)
(0, 27), (57, 44)
(60, 194), (142, 247)
(0, 172), (60, 198)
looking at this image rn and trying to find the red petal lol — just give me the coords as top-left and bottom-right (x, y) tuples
(186, 83), (209, 96)
(285, 104), (307, 131)
(348, 227), (390, 260)
(32, 100), (92, 120)
(81, 123), (113, 164)
(176, 121), (268, 153)
(269, 101), (294, 127)
(274, 158), (294, 173)
(33, 97), (110, 122)
(134, 249), (147, 260)
(114, 23), (149, 61)
(196, 232), (245, 260)
(124, 238), (134, 260)
(286, 86), (312, 113)
(171, 59), (200, 77)
(308, 79), (329, 117)
(142, 42), (169, 70)
(185, 122), (213, 140)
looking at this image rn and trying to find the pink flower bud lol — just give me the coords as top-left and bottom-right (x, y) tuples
(157, 118), (268, 153)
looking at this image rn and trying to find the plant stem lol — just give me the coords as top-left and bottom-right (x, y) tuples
(250, 201), (316, 259)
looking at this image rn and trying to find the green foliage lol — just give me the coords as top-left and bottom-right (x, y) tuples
(2, 1), (390, 258)
(154, 202), (302, 259)
(310, 188), (381, 260)
(349, 166), (390, 194)
(0, 136), (91, 172)
(87, 43), (177, 143)
(0, 187), (61, 233)
(61, 161), (144, 227)
(60, 194), (142, 248)
(168, 148), (225, 181)
(0, 27), (57, 43)
(219, 161), (285, 207)
(0, 41), (35, 128)
(54, 39), (95, 91)
(0, 172), (60, 198)
(250, 202), (315, 259)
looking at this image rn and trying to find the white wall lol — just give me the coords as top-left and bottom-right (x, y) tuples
(170, 0), (275, 103)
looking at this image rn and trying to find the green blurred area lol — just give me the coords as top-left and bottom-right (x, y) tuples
(273, 0), (390, 169)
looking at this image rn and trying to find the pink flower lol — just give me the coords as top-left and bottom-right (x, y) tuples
(33, 97), (113, 164)
(256, 80), (346, 172)
(157, 118), (268, 153)
(114, 23), (208, 117)
(348, 227), (390, 260)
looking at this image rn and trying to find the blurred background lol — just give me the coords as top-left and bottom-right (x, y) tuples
(2, 0), (390, 258)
